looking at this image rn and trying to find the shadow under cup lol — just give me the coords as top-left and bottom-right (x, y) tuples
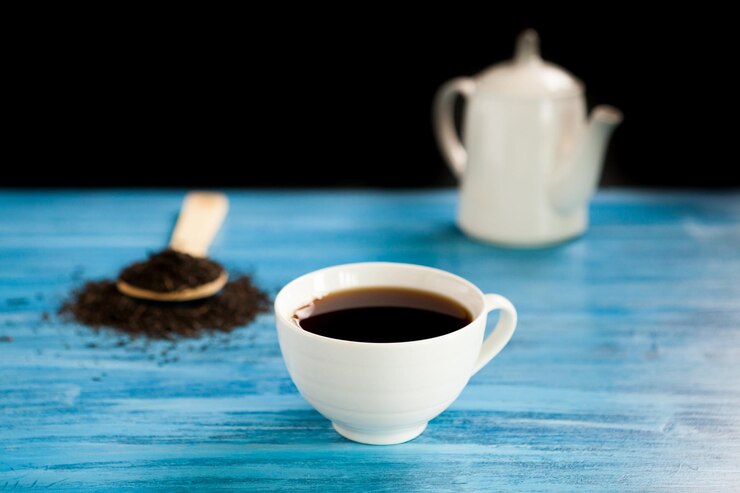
(274, 262), (516, 445)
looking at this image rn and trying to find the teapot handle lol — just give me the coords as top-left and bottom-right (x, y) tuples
(433, 77), (476, 179)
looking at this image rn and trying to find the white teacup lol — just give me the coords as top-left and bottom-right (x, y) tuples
(274, 262), (517, 445)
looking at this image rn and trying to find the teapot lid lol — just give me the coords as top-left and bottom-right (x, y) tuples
(477, 30), (583, 98)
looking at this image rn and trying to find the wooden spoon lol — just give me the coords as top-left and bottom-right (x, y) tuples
(116, 192), (229, 301)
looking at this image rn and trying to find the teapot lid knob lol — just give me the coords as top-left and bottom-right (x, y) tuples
(514, 29), (541, 63)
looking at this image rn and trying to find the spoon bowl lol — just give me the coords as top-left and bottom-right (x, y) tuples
(117, 270), (229, 302)
(116, 192), (229, 302)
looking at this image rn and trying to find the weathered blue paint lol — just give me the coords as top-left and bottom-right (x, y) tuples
(1, 190), (739, 492)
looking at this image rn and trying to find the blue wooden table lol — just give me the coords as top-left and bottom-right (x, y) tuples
(1, 190), (739, 491)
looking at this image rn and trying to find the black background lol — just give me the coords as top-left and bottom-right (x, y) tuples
(8, 11), (736, 188)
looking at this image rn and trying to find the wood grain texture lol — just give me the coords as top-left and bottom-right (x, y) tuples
(1, 190), (739, 492)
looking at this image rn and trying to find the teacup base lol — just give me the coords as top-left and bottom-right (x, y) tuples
(332, 422), (428, 445)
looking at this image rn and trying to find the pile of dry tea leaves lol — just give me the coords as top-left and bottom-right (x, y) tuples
(59, 250), (270, 340)
(118, 249), (223, 292)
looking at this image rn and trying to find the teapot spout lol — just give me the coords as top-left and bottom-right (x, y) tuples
(550, 105), (623, 212)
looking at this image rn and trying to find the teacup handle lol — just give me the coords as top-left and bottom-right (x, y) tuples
(472, 294), (518, 375)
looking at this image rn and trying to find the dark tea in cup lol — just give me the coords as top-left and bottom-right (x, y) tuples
(293, 287), (473, 343)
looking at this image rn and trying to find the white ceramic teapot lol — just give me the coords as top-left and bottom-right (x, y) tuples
(434, 30), (622, 246)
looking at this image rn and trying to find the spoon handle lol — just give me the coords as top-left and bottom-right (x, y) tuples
(169, 192), (229, 257)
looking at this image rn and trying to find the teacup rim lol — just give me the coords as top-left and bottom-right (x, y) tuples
(274, 261), (487, 347)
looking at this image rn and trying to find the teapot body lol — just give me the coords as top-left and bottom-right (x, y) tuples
(458, 93), (588, 245)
